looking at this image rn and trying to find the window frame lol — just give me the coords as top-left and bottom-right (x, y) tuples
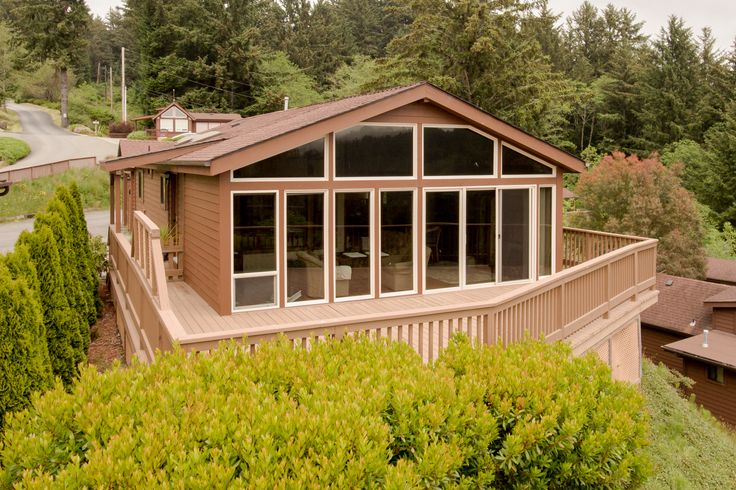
(284, 190), (330, 307)
(707, 364), (725, 384)
(136, 169), (144, 201)
(422, 124), (499, 179)
(379, 188), (418, 298)
(333, 123), (417, 181)
(501, 142), (557, 178)
(230, 137), (329, 183)
(231, 190), (280, 312)
(333, 189), (375, 302)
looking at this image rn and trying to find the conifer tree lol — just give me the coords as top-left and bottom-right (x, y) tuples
(0, 259), (53, 428)
(18, 228), (83, 387)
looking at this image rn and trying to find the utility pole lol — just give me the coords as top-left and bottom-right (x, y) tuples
(97, 62), (101, 85)
(121, 47), (127, 122)
(110, 66), (113, 114)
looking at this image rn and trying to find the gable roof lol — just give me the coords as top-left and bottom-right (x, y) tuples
(103, 82), (585, 175)
(663, 330), (736, 370)
(641, 273), (736, 335)
(188, 112), (242, 122)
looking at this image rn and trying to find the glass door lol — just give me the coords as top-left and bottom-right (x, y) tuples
(499, 188), (531, 282)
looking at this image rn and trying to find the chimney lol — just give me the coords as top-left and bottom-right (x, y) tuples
(284, 96), (289, 111)
(703, 329), (709, 348)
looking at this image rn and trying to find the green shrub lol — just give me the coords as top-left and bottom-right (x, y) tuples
(0, 137), (30, 165)
(126, 130), (149, 140)
(0, 336), (649, 487)
(0, 258), (52, 430)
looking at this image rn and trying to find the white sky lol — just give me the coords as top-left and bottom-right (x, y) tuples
(87, 0), (736, 52)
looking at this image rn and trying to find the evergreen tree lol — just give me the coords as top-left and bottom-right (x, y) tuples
(18, 227), (83, 387)
(0, 260), (53, 429)
(702, 101), (736, 224)
(636, 16), (700, 151)
(1, 0), (91, 127)
(695, 28), (730, 139)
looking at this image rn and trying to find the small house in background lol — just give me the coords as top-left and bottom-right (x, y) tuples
(132, 101), (242, 139)
(103, 82), (657, 384)
(641, 273), (736, 426)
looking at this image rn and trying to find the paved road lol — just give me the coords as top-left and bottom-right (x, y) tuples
(0, 209), (109, 253)
(3, 102), (119, 168)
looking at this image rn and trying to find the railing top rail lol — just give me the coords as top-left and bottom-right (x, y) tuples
(563, 227), (653, 243)
(176, 235), (658, 346)
(133, 210), (161, 238)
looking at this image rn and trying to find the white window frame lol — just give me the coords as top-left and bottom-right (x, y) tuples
(230, 137), (328, 183)
(285, 190), (329, 307)
(378, 188), (418, 298)
(501, 142), (557, 178)
(538, 184), (556, 278)
(422, 124), (499, 179)
(333, 123), (417, 181)
(334, 189), (375, 302)
(231, 190), (280, 312)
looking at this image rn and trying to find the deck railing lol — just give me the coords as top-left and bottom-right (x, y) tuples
(174, 228), (657, 360)
(108, 211), (185, 361)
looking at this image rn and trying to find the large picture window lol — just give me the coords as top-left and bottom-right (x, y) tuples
(233, 193), (277, 309)
(335, 125), (414, 177)
(335, 192), (372, 298)
(286, 193), (326, 304)
(424, 127), (495, 176)
(233, 139), (325, 179)
(502, 144), (554, 175)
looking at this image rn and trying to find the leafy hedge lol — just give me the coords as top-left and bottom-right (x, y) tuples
(0, 185), (99, 428)
(0, 336), (649, 487)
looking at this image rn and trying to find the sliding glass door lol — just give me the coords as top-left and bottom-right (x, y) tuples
(500, 188), (531, 282)
(286, 192), (325, 304)
(335, 191), (372, 299)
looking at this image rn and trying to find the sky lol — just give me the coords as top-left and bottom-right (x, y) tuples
(87, 0), (736, 52)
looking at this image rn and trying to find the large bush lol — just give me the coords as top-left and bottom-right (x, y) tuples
(0, 336), (649, 487)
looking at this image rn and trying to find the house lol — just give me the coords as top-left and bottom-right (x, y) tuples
(641, 273), (736, 425)
(103, 82), (658, 383)
(132, 101), (242, 139)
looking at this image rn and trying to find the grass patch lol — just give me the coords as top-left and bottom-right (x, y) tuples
(642, 360), (736, 489)
(0, 107), (21, 132)
(0, 136), (31, 165)
(0, 167), (108, 220)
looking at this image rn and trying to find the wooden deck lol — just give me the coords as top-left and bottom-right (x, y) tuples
(170, 281), (522, 335)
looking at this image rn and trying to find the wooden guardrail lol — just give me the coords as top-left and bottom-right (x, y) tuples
(173, 228), (658, 360)
(0, 156), (97, 184)
(108, 211), (185, 362)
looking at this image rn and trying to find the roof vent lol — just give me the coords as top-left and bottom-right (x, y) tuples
(703, 329), (709, 348)
(665, 279), (674, 286)
(689, 319), (697, 328)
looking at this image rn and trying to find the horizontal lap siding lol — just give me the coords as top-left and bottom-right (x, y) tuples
(182, 174), (221, 311)
(641, 326), (685, 372)
(138, 170), (168, 230)
(683, 358), (736, 426)
(713, 308), (736, 335)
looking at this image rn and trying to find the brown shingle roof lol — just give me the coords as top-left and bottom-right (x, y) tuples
(706, 257), (736, 285)
(118, 140), (175, 157)
(170, 83), (423, 163)
(663, 330), (736, 369)
(640, 273), (735, 335)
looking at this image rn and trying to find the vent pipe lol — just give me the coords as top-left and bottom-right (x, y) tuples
(284, 96), (290, 111)
(703, 329), (709, 348)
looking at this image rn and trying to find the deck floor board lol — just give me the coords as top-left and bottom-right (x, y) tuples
(168, 282), (522, 337)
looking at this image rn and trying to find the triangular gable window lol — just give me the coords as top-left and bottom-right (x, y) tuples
(233, 138), (325, 179)
(502, 145), (554, 176)
(162, 107), (187, 119)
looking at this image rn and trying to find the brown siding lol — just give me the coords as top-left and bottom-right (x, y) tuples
(683, 358), (736, 426)
(641, 325), (685, 371)
(713, 308), (736, 334)
(182, 174), (221, 312)
(136, 169), (168, 230)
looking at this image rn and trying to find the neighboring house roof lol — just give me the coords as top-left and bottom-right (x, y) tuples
(104, 82), (586, 175)
(640, 273), (735, 335)
(706, 257), (736, 285)
(663, 330), (736, 370)
(118, 140), (175, 158)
